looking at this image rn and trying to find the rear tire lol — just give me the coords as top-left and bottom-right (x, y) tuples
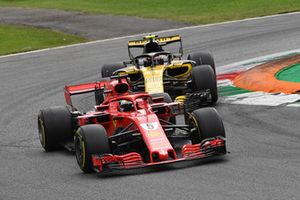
(74, 124), (111, 173)
(189, 107), (225, 144)
(187, 52), (215, 72)
(38, 106), (73, 151)
(190, 65), (218, 104)
(101, 63), (125, 78)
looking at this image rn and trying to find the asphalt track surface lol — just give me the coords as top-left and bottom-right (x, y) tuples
(1, 13), (300, 200)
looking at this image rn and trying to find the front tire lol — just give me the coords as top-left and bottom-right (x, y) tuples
(38, 106), (73, 151)
(101, 63), (125, 78)
(189, 107), (225, 144)
(190, 65), (218, 104)
(187, 52), (215, 72)
(74, 124), (111, 173)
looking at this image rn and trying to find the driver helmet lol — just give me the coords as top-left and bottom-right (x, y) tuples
(143, 41), (162, 53)
(143, 57), (152, 67)
(153, 55), (165, 65)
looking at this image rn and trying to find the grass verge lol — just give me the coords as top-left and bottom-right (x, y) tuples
(0, 24), (87, 55)
(219, 85), (251, 97)
(0, 0), (300, 24)
(276, 63), (300, 82)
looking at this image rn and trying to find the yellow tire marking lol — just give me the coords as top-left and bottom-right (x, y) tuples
(38, 115), (46, 148)
(75, 130), (86, 169)
(190, 114), (202, 139)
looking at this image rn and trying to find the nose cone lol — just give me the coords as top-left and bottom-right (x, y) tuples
(158, 149), (169, 161)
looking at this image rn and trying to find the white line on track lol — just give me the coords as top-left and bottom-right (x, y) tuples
(217, 49), (300, 107)
(217, 49), (300, 74)
(1, 11), (300, 59)
(220, 92), (300, 106)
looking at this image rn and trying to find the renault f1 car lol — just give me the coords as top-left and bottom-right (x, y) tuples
(38, 75), (226, 174)
(101, 35), (218, 104)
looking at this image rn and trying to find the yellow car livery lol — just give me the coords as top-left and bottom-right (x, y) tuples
(101, 35), (218, 104)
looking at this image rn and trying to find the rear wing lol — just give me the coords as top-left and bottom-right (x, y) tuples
(64, 82), (103, 111)
(128, 35), (181, 48)
(127, 35), (183, 59)
(64, 76), (129, 111)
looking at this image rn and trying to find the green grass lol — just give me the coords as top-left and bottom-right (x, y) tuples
(276, 63), (300, 82)
(219, 85), (251, 96)
(0, 24), (86, 55)
(1, 0), (299, 55)
(0, 0), (300, 24)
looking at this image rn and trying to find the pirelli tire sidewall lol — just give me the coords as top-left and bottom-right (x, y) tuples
(74, 124), (111, 173)
(189, 107), (225, 144)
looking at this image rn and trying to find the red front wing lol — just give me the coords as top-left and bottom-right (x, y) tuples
(92, 137), (226, 173)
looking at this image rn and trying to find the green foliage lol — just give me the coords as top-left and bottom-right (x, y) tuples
(0, 0), (300, 24)
(0, 24), (86, 55)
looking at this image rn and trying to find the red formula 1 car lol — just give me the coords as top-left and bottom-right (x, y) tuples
(38, 75), (226, 173)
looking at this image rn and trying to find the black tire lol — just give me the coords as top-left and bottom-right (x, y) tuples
(187, 52), (215, 72)
(189, 107), (225, 144)
(150, 92), (172, 103)
(101, 63), (125, 78)
(191, 65), (218, 104)
(38, 106), (73, 151)
(150, 93), (176, 124)
(74, 124), (111, 173)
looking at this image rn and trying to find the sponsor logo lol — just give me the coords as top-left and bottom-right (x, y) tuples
(141, 122), (158, 131)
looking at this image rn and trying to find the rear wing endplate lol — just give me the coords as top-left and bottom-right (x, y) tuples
(64, 82), (102, 110)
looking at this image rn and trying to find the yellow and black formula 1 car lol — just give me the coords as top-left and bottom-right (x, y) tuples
(101, 35), (217, 104)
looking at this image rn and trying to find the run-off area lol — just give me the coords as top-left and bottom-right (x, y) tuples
(217, 51), (300, 107)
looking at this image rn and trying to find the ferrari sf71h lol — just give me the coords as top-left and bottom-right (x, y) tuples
(38, 76), (226, 173)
